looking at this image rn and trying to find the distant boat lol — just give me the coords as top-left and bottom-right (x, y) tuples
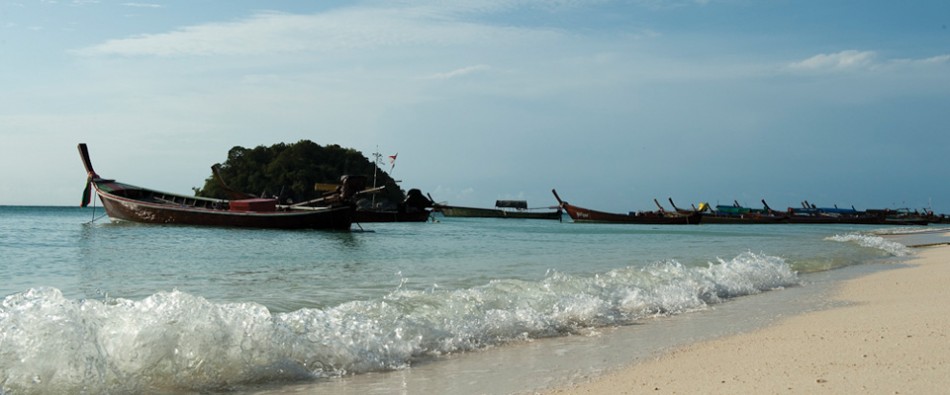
(696, 200), (788, 224)
(783, 200), (873, 224)
(784, 200), (928, 225)
(354, 189), (433, 223)
(350, 149), (433, 223)
(78, 144), (358, 230)
(865, 208), (931, 226)
(212, 162), (432, 224)
(432, 196), (562, 220)
(552, 190), (701, 224)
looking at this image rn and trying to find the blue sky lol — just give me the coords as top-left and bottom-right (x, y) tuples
(2, 0), (948, 213)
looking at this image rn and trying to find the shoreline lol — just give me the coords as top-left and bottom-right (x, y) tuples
(249, 236), (916, 395)
(543, 238), (950, 394)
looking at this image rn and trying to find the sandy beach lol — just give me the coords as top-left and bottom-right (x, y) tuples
(545, 240), (950, 394)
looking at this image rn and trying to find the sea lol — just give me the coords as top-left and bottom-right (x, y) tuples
(1, 205), (946, 395)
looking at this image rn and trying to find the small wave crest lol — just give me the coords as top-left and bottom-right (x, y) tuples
(871, 226), (950, 236)
(825, 233), (912, 256)
(1, 252), (797, 394)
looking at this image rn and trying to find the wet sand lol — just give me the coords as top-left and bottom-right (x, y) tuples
(247, 232), (948, 395)
(250, 248), (905, 395)
(545, 238), (950, 394)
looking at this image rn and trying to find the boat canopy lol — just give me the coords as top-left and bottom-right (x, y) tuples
(495, 200), (528, 209)
(716, 205), (751, 215)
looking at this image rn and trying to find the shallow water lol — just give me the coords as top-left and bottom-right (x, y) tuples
(0, 206), (936, 394)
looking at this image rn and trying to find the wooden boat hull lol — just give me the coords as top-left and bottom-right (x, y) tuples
(552, 190), (701, 225)
(882, 217), (930, 226)
(785, 214), (888, 225)
(436, 205), (562, 220)
(93, 181), (353, 229)
(701, 214), (788, 224)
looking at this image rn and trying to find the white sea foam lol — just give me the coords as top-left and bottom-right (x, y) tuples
(0, 252), (798, 394)
(871, 226), (950, 236)
(825, 233), (912, 256)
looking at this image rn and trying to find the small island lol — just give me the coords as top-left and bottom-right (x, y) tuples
(193, 140), (408, 211)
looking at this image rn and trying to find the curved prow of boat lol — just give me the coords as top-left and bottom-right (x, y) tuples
(78, 143), (108, 207)
(552, 189), (565, 207)
(211, 164), (258, 200)
(668, 197), (697, 215)
(78, 143), (98, 179)
(552, 189), (701, 224)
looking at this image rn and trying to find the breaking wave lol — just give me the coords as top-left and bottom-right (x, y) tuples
(825, 233), (912, 257)
(0, 252), (796, 394)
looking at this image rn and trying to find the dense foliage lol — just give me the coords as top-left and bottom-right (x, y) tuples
(194, 140), (405, 206)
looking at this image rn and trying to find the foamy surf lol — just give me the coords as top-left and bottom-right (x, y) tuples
(0, 252), (796, 394)
(825, 233), (912, 257)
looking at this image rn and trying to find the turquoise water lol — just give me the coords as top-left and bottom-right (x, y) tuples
(0, 206), (927, 394)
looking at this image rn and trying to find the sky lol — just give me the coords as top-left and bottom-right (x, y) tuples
(1, 0), (948, 213)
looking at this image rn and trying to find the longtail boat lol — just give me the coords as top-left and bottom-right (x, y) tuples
(696, 200), (788, 224)
(214, 164), (431, 224)
(350, 149), (434, 223)
(784, 200), (928, 225)
(355, 189), (433, 223)
(432, 197), (562, 220)
(784, 200), (881, 225)
(78, 144), (358, 230)
(551, 190), (701, 224)
(866, 209), (932, 226)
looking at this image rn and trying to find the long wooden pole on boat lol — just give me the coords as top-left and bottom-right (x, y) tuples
(211, 164), (257, 200)
(290, 185), (385, 208)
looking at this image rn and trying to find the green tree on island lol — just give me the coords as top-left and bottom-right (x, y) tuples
(194, 140), (405, 208)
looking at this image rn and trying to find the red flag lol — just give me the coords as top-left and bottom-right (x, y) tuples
(388, 153), (397, 172)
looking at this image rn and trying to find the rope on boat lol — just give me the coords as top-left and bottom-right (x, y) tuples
(87, 194), (108, 223)
(89, 211), (108, 223)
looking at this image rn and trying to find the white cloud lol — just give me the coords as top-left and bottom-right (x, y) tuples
(923, 55), (950, 63)
(121, 2), (163, 8)
(787, 50), (876, 72)
(892, 54), (950, 66)
(786, 51), (950, 75)
(395, 0), (611, 14)
(73, 7), (559, 57)
(629, 0), (711, 10)
(422, 65), (492, 80)
(921, 54), (950, 64)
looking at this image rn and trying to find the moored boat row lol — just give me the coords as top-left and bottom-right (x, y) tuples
(550, 189), (937, 226)
(78, 143), (942, 229)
